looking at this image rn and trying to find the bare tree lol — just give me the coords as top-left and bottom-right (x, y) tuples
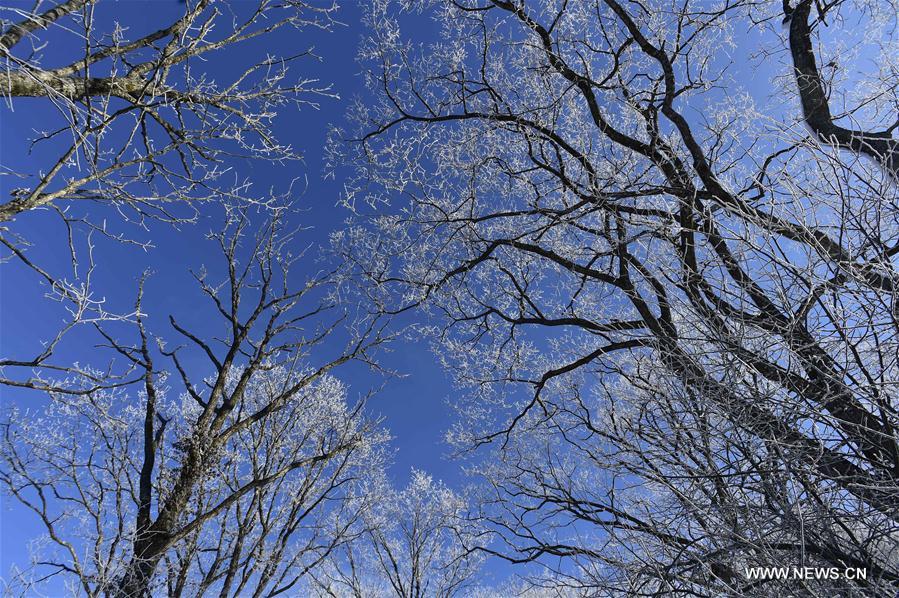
(338, 0), (899, 595)
(1, 0), (333, 222)
(0, 215), (392, 597)
(315, 470), (482, 598)
(0, 0), (335, 392)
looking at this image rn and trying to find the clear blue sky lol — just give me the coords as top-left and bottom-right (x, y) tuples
(0, 0), (464, 582)
(0, 0), (818, 590)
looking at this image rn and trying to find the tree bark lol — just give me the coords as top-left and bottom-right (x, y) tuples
(2, 70), (146, 100)
(787, 0), (899, 178)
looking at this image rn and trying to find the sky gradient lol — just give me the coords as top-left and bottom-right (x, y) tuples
(0, 1), (468, 586)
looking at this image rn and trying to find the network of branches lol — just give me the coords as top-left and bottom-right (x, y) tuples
(3, 0), (899, 596)
(337, 0), (899, 595)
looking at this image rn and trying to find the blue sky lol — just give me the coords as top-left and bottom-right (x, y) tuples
(0, 0), (858, 590)
(0, 0), (467, 581)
